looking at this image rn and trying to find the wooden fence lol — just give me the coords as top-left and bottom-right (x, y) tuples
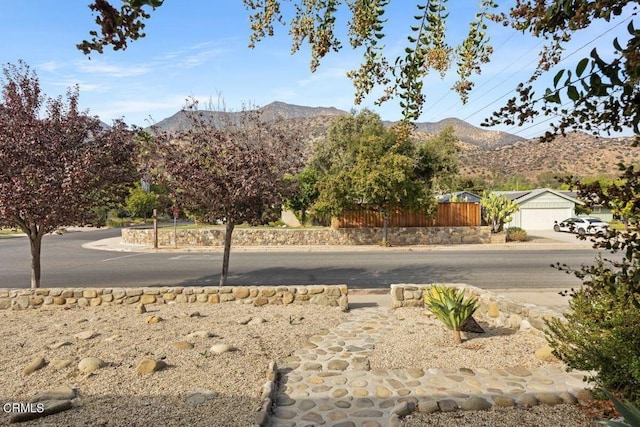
(331, 202), (480, 228)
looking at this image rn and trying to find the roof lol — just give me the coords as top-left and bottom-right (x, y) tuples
(438, 191), (481, 203)
(493, 188), (584, 205)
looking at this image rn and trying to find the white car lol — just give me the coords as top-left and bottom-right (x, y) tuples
(553, 217), (609, 236)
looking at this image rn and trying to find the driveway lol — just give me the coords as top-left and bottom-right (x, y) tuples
(527, 229), (593, 244)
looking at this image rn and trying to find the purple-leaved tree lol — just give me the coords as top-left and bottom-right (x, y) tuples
(0, 61), (137, 288)
(156, 102), (304, 286)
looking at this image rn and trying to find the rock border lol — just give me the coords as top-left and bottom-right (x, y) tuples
(390, 283), (565, 333)
(0, 285), (349, 312)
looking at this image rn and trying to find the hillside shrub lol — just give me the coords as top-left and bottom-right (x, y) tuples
(506, 227), (527, 242)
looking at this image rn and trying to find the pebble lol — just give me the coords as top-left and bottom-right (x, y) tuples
(30, 386), (76, 402)
(9, 399), (72, 423)
(209, 343), (234, 354)
(78, 357), (105, 374)
(22, 356), (46, 375)
(145, 315), (162, 324)
(136, 358), (167, 374)
(185, 387), (218, 406)
(51, 359), (73, 370)
(49, 341), (72, 349)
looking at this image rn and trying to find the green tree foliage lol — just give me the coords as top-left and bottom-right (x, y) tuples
(284, 167), (320, 225)
(486, 2), (639, 144)
(480, 192), (519, 233)
(569, 165), (640, 231)
(311, 110), (452, 243)
(0, 61), (136, 288)
(547, 251), (640, 406)
(125, 183), (158, 218)
(415, 125), (459, 194)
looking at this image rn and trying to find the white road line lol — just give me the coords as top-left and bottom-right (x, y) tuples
(101, 253), (148, 262)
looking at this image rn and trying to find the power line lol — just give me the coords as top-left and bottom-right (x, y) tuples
(454, 14), (635, 126)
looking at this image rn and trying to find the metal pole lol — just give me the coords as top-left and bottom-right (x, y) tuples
(153, 209), (158, 249)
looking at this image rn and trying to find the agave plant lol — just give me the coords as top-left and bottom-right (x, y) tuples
(424, 285), (479, 344)
(599, 389), (640, 427)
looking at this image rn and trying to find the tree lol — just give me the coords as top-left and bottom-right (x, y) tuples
(480, 192), (519, 233)
(485, 2), (639, 144)
(284, 166), (320, 225)
(155, 102), (303, 286)
(311, 110), (441, 243)
(0, 61), (136, 288)
(569, 165), (640, 232)
(79, 2), (638, 143)
(415, 125), (459, 194)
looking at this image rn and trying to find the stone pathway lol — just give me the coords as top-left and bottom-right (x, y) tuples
(266, 307), (590, 427)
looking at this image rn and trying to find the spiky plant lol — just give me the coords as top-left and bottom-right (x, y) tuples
(599, 389), (640, 427)
(424, 285), (479, 344)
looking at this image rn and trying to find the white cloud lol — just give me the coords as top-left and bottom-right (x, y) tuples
(74, 60), (151, 78)
(38, 61), (63, 73)
(297, 67), (350, 87)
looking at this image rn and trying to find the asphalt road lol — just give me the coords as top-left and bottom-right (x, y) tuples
(0, 228), (607, 290)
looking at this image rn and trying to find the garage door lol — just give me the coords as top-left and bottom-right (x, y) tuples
(520, 208), (572, 230)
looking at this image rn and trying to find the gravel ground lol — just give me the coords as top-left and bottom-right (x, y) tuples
(372, 308), (553, 370)
(0, 303), (348, 426)
(404, 404), (597, 426)
(0, 303), (603, 426)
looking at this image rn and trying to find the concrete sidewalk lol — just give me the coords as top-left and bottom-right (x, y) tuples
(347, 288), (571, 313)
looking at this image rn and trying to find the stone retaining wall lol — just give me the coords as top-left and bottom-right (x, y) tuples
(390, 283), (564, 333)
(0, 285), (349, 311)
(122, 226), (491, 247)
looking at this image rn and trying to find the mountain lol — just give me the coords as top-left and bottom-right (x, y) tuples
(411, 117), (524, 148)
(458, 132), (640, 181)
(147, 101), (639, 181)
(148, 101), (522, 148)
(259, 101), (347, 119)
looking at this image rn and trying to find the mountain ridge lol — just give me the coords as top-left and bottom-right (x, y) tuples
(149, 101), (522, 149)
(146, 101), (639, 181)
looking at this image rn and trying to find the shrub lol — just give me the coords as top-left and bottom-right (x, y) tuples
(424, 285), (479, 344)
(546, 250), (640, 406)
(506, 226), (527, 242)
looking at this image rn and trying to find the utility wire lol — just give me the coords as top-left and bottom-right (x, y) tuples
(455, 14), (634, 125)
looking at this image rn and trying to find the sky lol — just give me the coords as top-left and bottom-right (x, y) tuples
(0, 1), (636, 139)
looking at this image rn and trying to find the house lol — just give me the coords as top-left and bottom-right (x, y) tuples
(437, 191), (482, 203)
(495, 188), (584, 231)
(558, 190), (615, 222)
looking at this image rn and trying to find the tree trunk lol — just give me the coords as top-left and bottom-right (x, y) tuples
(219, 221), (235, 286)
(382, 210), (389, 244)
(29, 229), (43, 289)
